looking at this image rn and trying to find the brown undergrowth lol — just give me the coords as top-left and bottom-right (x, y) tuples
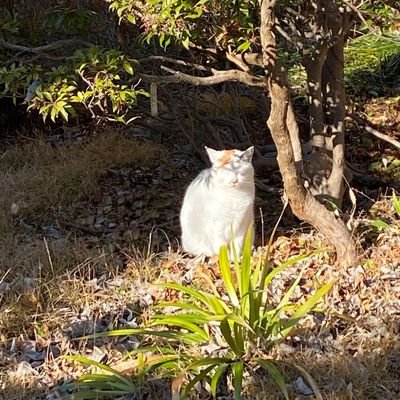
(0, 132), (399, 400)
(0, 132), (161, 274)
(0, 132), (161, 342)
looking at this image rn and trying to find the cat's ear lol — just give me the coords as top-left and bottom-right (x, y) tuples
(241, 146), (254, 162)
(205, 146), (221, 165)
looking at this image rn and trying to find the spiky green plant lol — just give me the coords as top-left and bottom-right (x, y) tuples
(64, 220), (333, 400)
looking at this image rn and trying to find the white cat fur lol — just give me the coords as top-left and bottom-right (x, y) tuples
(180, 146), (255, 257)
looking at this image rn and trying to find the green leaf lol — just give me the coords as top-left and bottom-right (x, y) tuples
(239, 225), (253, 303)
(156, 282), (229, 314)
(392, 191), (400, 217)
(237, 41), (251, 52)
(211, 364), (228, 399)
(182, 35), (190, 49)
(123, 60), (134, 75)
(183, 365), (216, 397)
(59, 107), (69, 121)
(271, 268), (304, 319)
(231, 361), (244, 400)
(154, 301), (213, 317)
(43, 91), (53, 101)
(369, 219), (390, 230)
(50, 106), (58, 122)
(81, 328), (202, 345)
(255, 359), (289, 400)
(187, 357), (232, 370)
(220, 317), (242, 356)
(264, 251), (318, 289)
(219, 245), (239, 306)
(150, 315), (209, 340)
(281, 281), (334, 338)
(64, 355), (135, 389)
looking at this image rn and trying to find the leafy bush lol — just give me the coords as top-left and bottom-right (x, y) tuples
(21, 47), (147, 123)
(107, 0), (258, 50)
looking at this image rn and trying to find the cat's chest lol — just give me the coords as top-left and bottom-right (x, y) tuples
(208, 186), (254, 209)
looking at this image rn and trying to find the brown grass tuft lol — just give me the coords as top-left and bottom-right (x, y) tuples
(0, 133), (161, 273)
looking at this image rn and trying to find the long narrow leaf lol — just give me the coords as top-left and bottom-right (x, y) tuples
(211, 363), (229, 399)
(233, 322), (245, 355)
(220, 318), (242, 356)
(238, 226), (253, 303)
(219, 245), (239, 306)
(156, 282), (229, 314)
(264, 252), (318, 289)
(152, 312), (210, 324)
(265, 268), (305, 331)
(281, 281), (334, 337)
(231, 361), (244, 400)
(154, 301), (213, 317)
(183, 365), (216, 397)
(186, 357), (232, 370)
(75, 374), (135, 392)
(82, 328), (203, 345)
(64, 355), (135, 388)
(393, 190), (400, 217)
(256, 359), (289, 400)
(150, 316), (209, 340)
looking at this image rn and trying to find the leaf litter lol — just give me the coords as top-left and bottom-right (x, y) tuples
(0, 116), (399, 399)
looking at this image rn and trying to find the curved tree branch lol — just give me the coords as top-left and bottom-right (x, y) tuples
(0, 35), (92, 54)
(138, 55), (209, 72)
(138, 67), (267, 88)
(259, 0), (358, 267)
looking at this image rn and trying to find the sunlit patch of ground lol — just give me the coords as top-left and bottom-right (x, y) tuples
(0, 129), (399, 400)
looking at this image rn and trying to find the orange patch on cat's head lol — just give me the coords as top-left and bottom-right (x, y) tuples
(219, 150), (235, 166)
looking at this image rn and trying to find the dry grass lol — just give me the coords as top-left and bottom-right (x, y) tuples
(0, 134), (399, 400)
(0, 132), (161, 344)
(0, 133), (161, 274)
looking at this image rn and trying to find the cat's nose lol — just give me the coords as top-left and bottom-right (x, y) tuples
(231, 178), (239, 186)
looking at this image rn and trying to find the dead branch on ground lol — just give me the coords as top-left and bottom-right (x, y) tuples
(347, 112), (400, 150)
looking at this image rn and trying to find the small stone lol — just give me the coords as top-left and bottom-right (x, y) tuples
(15, 361), (38, 377)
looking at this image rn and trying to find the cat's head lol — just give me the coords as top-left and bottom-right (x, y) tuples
(205, 146), (254, 187)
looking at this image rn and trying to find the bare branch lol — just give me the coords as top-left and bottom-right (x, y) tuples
(190, 44), (264, 67)
(347, 112), (400, 150)
(0, 35), (92, 54)
(138, 67), (267, 88)
(225, 52), (251, 72)
(138, 55), (209, 71)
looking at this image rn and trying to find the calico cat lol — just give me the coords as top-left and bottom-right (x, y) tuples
(180, 146), (255, 257)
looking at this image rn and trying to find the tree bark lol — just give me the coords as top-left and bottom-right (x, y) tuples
(259, 0), (358, 267)
(302, 0), (349, 208)
(323, 17), (346, 205)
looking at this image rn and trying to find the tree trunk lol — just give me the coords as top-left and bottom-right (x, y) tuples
(303, 0), (349, 208)
(323, 29), (347, 205)
(259, 0), (358, 267)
